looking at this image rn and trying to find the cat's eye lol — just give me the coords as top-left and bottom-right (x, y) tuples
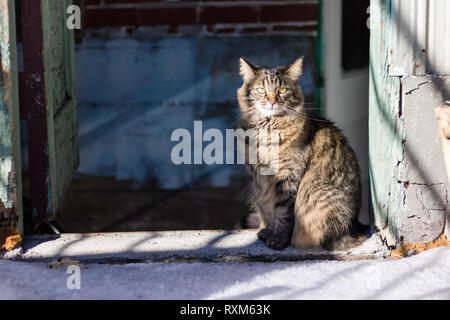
(256, 88), (266, 94)
(278, 87), (288, 94)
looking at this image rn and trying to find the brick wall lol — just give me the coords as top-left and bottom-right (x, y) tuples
(83, 0), (319, 36)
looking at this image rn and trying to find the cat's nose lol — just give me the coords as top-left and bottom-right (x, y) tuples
(267, 95), (277, 107)
(267, 102), (278, 110)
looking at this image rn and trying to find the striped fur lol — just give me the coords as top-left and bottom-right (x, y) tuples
(237, 57), (365, 251)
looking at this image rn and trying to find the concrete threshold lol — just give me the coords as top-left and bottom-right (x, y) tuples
(1, 230), (390, 263)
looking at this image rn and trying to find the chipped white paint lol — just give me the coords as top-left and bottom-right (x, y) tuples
(389, 0), (450, 76)
(0, 158), (13, 207)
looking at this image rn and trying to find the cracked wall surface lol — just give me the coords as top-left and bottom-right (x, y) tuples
(369, 0), (450, 247)
(398, 76), (450, 243)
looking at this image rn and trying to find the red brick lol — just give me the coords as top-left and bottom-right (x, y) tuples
(139, 7), (196, 26)
(240, 26), (267, 34)
(200, 6), (259, 24)
(214, 27), (236, 34)
(260, 4), (318, 22)
(272, 24), (317, 32)
(86, 8), (137, 27)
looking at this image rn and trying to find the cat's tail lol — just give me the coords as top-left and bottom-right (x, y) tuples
(325, 233), (368, 251)
(323, 221), (370, 251)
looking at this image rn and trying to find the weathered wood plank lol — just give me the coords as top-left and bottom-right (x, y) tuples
(42, 0), (66, 117)
(369, 0), (403, 247)
(0, 0), (23, 232)
(20, 0), (79, 225)
(45, 0), (79, 216)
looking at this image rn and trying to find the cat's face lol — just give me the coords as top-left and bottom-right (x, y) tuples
(238, 57), (304, 118)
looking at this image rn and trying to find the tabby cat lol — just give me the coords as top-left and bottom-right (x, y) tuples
(237, 57), (367, 251)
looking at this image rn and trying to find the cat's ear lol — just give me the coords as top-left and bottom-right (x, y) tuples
(239, 57), (257, 82)
(285, 57), (303, 81)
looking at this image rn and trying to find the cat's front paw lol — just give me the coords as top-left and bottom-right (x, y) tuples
(257, 228), (272, 241)
(265, 235), (289, 250)
(258, 229), (289, 250)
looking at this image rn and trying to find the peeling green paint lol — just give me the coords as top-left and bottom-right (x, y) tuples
(0, 0), (23, 233)
(369, 0), (403, 247)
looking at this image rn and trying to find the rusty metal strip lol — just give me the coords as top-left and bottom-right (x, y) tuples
(19, 72), (45, 120)
(19, 0), (50, 225)
(20, 0), (44, 73)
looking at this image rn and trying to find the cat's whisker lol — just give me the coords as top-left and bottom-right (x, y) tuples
(225, 108), (242, 112)
(232, 110), (257, 126)
(298, 114), (331, 123)
(283, 108), (297, 116)
(241, 111), (256, 119)
(283, 106), (331, 123)
(241, 106), (255, 113)
(284, 106), (297, 111)
(284, 107), (300, 115)
(238, 108), (257, 120)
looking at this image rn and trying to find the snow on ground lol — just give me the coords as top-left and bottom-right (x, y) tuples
(1, 246), (449, 300)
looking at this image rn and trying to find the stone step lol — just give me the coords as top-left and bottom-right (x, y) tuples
(1, 230), (390, 263)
